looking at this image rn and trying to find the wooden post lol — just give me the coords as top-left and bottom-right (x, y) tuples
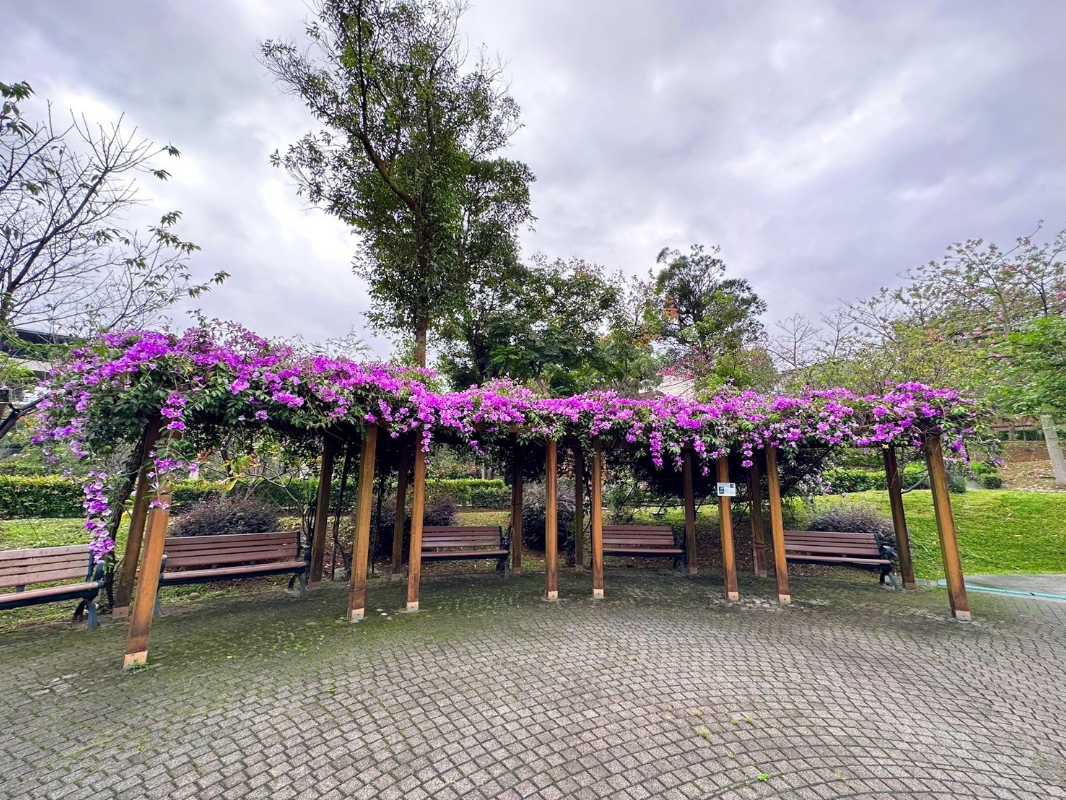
(682, 452), (698, 575)
(347, 425), (378, 623)
(123, 487), (172, 669)
(308, 437), (337, 589)
(112, 461), (153, 618)
(112, 420), (162, 618)
(765, 446), (791, 605)
(391, 456), (410, 575)
(748, 460), (769, 578)
(405, 446), (428, 611)
(545, 440), (559, 601)
(883, 447), (917, 589)
(590, 446), (605, 599)
(717, 457), (739, 601)
(573, 444), (585, 569)
(510, 456), (524, 576)
(924, 432), (971, 621)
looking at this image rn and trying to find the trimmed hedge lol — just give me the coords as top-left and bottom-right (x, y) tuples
(0, 474), (510, 519)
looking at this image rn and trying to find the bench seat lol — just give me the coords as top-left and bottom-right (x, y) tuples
(784, 530), (896, 584)
(157, 532), (308, 597)
(421, 526), (509, 572)
(603, 525), (686, 568)
(0, 545), (106, 627)
(162, 559), (307, 583)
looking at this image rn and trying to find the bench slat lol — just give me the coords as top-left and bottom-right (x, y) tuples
(162, 560), (306, 582)
(0, 544), (90, 561)
(0, 581), (102, 604)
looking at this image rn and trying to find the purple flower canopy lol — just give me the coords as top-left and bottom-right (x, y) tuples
(35, 326), (979, 559)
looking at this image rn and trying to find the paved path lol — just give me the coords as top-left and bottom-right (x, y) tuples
(2, 571), (1065, 799)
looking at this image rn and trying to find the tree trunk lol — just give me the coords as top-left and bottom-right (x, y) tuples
(415, 322), (428, 368)
(1040, 414), (1066, 489)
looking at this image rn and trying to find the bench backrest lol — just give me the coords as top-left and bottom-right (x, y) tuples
(163, 531), (300, 571)
(422, 526), (503, 552)
(603, 525), (676, 551)
(784, 530), (883, 558)
(0, 544), (92, 590)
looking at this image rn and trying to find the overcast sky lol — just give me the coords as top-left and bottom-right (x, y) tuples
(6, 1), (1065, 357)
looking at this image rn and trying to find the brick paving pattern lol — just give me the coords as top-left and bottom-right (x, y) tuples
(1, 570), (1065, 799)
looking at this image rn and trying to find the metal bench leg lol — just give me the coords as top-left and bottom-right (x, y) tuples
(497, 556), (507, 575)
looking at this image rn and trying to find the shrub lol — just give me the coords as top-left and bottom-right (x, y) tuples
(520, 482), (575, 553)
(809, 505), (895, 550)
(170, 497), (281, 537)
(0, 475), (84, 517)
(355, 496), (458, 563)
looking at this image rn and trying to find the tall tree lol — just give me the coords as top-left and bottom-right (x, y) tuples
(436, 256), (644, 395)
(262, 0), (532, 366)
(0, 81), (225, 335)
(652, 243), (768, 391)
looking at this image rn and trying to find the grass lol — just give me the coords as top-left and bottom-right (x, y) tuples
(810, 489), (1066, 580)
(629, 489), (1066, 581)
(1, 487), (1063, 619)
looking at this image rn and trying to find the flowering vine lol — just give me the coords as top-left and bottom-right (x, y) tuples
(34, 324), (982, 556)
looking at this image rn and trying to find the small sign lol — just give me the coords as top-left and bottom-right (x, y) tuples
(716, 482), (737, 497)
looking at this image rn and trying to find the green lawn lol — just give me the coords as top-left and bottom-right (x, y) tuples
(811, 489), (1066, 580)
(630, 489), (1066, 581)
(2, 489), (1064, 586)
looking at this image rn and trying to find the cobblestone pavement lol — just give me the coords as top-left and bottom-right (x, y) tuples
(2, 569), (1065, 799)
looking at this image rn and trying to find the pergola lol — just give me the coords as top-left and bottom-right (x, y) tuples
(29, 328), (975, 670)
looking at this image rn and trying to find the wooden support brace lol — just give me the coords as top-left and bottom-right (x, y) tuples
(590, 446), (605, 599)
(123, 487), (172, 669)
(573, 444), (585, 569)
(405, 446), (428, 611)
(545, 440), (559, 601)
(748, 460), (769, 579)
(347, 425), (378, 622)
(717, 457), (739, 601)
(765, 446), (791, 605)
(924, 432), (972, 621)
(112, 420), (161, 617)
(510, 457), (524, 576)
(308, 437), (337, 589)
(391, 456), (410, 575)
(883, 447), (917, 589)
(682, 452), (698, 575)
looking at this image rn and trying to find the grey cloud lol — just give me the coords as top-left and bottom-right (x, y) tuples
(4, 0), (1064, 356)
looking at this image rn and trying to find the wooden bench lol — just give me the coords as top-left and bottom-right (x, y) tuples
(784, 530), (897, 584)
(159, 531), (308, 594)
(603, 525), (686, 569)
(0, 545), (107, 629)
(421, 526), (509, 572)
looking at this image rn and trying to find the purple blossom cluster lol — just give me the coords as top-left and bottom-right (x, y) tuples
(34, 325), (980, 556)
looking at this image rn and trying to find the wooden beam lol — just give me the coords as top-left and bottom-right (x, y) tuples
(717, 457), (739, 601)
(123, 486), (172, 669)
(883, 446), (917, 589)
(572, 444), (585, 569)
(748, 460), (769, 578)
(391, 455), (410, 575)
(765, 446), (791, 605)
(545, 440), (559, 601)
(590, 446), (605, 599)
(112, 420), (162, 618)
(405, 445), (428, 611)
(682, 452), (698, 575)
(347, 425), (378, 623)
(924, 432), (972, 621)
(510, 456), (524, 576)
(308, 437), (337, 589)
